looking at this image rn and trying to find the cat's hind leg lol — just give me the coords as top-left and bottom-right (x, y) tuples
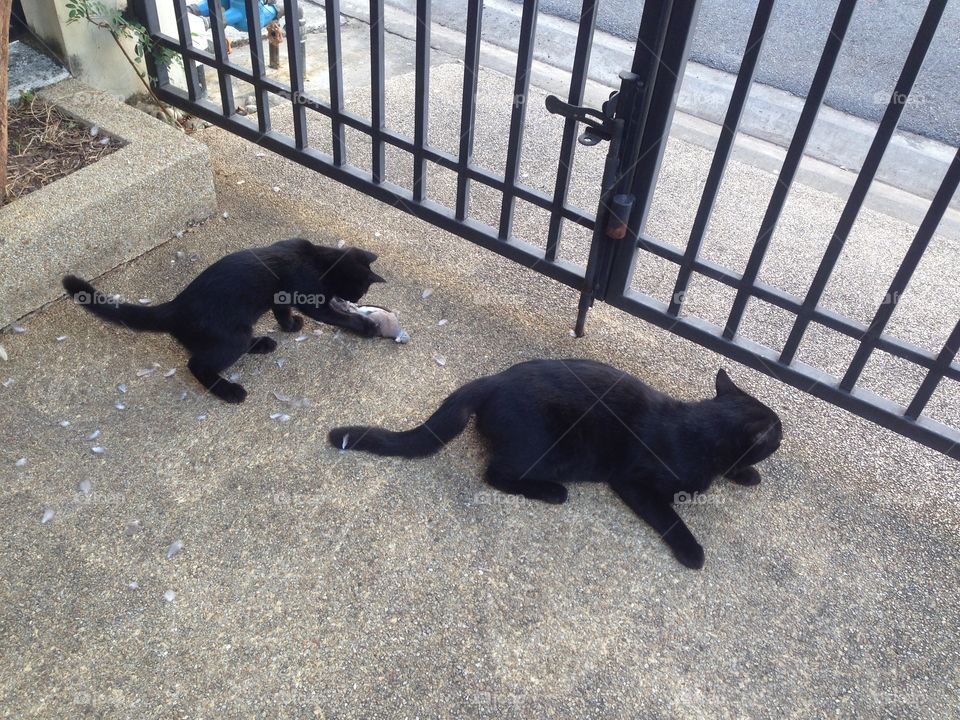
(484, 460), (568, 505)
(187, 342), (248, 403)
(272, 304), (303, 333)
(610, 479), (704, 569)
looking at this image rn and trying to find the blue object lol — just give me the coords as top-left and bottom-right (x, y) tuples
(193, 0), (278, 33)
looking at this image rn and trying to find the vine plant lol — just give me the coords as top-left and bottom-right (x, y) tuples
(65, 0), (181, 123)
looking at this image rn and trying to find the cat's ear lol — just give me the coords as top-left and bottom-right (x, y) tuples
(358, 249), (378, 265)
(368, 271), (386, 284)
(715, 368), (740, 396)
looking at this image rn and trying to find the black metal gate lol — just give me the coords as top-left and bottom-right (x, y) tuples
(132, 0), (959, 460)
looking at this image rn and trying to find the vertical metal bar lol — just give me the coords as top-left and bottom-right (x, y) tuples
(905, 319), (960, 420)
(545, 0), (597, 261)
(722, 0), (858, 340)
(282, 0), (308, 149)
(667, 0), (774, 316)
(575, 0), (675, 335)
(243, 0), (271, 134)
(498, 0), (540, 241)
(455, 0), (484, 221)
(779, 0), (949, 365)
(413, 0), (431, 202)
(370, 0), (386, 182)
(173, 0), (200, 100)
(129, 0), (168, 89)
(604, 0), (702, 297)
(325, 0), (347, 165)
(206, 0), (235, 117)
(840, 148), (960, 392)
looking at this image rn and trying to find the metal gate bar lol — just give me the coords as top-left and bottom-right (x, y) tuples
(778, 0), (949, 365)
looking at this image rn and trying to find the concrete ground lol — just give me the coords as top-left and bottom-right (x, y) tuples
(3, 20), (960, 720)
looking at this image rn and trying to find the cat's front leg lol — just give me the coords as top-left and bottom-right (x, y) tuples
(272, 303), (304, 333)
(610, 479), (705, 570)
(725, 466), (761, 486)
(300, 302), (379, 337)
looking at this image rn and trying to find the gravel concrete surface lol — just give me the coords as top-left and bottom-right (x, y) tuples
(2, 44), (959, 720)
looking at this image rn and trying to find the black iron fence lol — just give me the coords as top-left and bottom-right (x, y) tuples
(132, 0), (959, 460)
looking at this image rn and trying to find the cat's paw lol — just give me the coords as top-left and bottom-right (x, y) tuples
(726, 466), (761, 486)
(672, 541), (705, 570)
(213, 381), (247, 404)
(280, 315), (304, 333)
(526, 482), (568, 504)
(248, 336), (278, 354)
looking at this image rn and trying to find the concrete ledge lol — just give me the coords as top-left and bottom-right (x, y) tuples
(0, 80), (216, 328)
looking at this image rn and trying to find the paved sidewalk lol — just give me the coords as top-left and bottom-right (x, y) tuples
(2, 35), (959, 720)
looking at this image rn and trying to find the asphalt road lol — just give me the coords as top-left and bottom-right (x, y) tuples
(503, 0), (960, 147)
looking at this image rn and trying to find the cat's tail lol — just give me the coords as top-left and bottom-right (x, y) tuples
(328, 377), (494, 457)
(62, 275), (172, 333)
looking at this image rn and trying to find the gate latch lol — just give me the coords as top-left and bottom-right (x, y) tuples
(544, 91), (620, 146)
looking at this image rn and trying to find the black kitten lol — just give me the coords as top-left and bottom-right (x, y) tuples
(329, 359), (782, 569)
(63, 238), (385, 403)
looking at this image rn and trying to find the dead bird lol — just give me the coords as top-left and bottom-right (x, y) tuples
(329, 297), (409, 343)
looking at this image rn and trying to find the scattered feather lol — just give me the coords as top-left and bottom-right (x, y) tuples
(272, 186), (280, 193)
(164, 368), (176, 378)
(435, 355), (446, 367)
(256, 151), (266, 157)
(115, 403), (126, 411)
(166, 540), (184, 559)
(136, 367), (156, 377)
(311, 329), (323, 337)
(270, 412), (291, 422)
(88, 429), (101, 440)
(138, 298), (152, 305)
(99, 136), (110, 146)
(163, 590), (176, 603)
(295, 335), (307, 342)
(2, 377), (13, 387)
(15, 457), (27, 467)
(90, 125), (100, 137)
(228, 372), (242, 382)
(12, 325), (26, 333)
(179, 392), (189, 401)
(56, 335), (68, 342)
(568, 329), (576, 337)
(175, 233), (184, 241)
(41, 509), (55, 524)
(336, 239), (345, 248)
(374, 231), (382, 238)
(59, 420), (70, 427)
(272, 391), (292, 402)
(78, 479), (92, 495)
(222, 211), (230, 219)
(196, 414), (207, 422)
(275, 357), (288, 369)
(117, 383), (128, 393)
(421, 288), (434, 299)
(437, 319), (448, 326)
(0, 346), (7, 362)
(125, 519), (142, 536)
(128, 581), (139, 590)
(91, 446), (106, 455)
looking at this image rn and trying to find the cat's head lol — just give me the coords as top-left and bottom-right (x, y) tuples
(712, 369), (783, 468)
(325, 246), (386, 302)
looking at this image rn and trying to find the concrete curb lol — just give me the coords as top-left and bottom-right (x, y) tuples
(0, 80), (217, 328)
(373, 0), (957, 209)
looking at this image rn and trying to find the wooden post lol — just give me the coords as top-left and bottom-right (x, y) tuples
(0, 0), (12, 201)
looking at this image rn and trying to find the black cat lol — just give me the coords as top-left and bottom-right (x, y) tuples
(329, 359), (782, 569)
(63, 238), (385, 403)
